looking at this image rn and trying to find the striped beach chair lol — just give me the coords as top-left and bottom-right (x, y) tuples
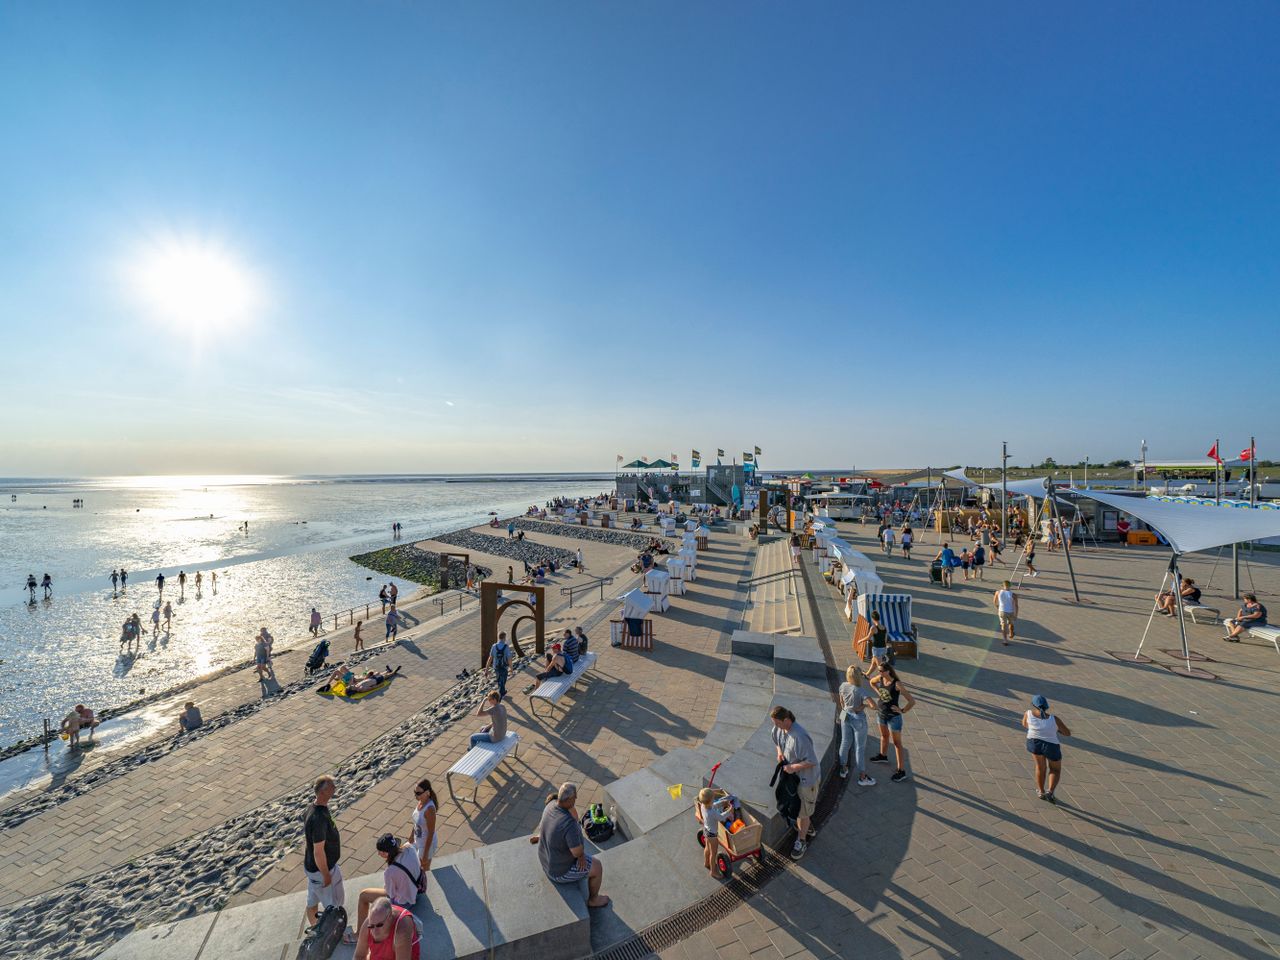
(854, 593), (918, 660)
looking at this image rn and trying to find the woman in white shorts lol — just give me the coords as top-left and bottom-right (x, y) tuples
(410, 778), (439, 889)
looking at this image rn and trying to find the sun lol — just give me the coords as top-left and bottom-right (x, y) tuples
(127, 235), (263, 334)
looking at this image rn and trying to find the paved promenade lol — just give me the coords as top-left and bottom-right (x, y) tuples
(0, 517), (758, 959)
(658, 525), (1280, 960)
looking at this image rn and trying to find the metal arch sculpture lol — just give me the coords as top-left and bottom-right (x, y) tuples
(480, 580), (545, 668)
(437, 552), (470, 591)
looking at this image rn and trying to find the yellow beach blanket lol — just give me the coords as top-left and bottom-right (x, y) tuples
(318, 677), (395, 700)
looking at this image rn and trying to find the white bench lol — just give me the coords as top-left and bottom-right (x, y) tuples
(446, 732), (520, 804)
(529, 651), (598, 718)
(1248, 625), (1280, 654)
(1184, 602), (1221, 625)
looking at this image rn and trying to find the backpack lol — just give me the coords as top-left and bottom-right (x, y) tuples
(296, 904), (347, 960)
(580, 803), (615, 843)
(491, 643), (509, 670)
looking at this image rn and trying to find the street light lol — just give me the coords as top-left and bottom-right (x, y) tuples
(1001, 442), (1009, 541)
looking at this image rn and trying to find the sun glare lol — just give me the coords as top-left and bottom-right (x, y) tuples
(127, 235), (263, 334)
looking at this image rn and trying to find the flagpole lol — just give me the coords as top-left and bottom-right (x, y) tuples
(1250, 435), (1257, 506)
(1215, 438), (1221, 503)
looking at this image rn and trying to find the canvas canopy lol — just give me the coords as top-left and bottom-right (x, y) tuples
(620, 459), (650, 469)
(944, 468), (979, 487)
(618, 588), (654, 618)
(1074, 490), (1280, 555)
(828, 538), (877, 572)
(979, 476), (1054, 500)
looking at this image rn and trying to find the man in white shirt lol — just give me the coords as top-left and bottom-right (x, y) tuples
(994, 580), (1019, 645)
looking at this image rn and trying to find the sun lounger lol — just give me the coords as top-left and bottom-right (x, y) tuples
(446, 732), (521, 804)
(529, 651), (598, 717)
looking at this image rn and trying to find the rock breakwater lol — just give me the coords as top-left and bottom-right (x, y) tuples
(351, 544), (491, 589)
(432, 529), (575, 566)
(513, 518), (662, 550)
(0, 657), (535, 960)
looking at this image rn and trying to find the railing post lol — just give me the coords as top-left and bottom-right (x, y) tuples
(43, 718), (50, 753)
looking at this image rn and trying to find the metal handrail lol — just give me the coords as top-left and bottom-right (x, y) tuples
(326, 601), (383, 632)
(736, 568), (798, 587)
(433, 590), (478, 615)
(560, 575), (616, 608)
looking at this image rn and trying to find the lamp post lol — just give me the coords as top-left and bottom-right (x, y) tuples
(1084, 456), (1088, 488)
(1001, 442), (1009, 542)
(1140, 439), (1148, 492)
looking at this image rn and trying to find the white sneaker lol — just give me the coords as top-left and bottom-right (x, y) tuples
(858, 774), (876, 786)
(839, 765), (849, 779)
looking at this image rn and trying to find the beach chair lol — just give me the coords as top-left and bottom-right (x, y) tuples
(853, 593), (918, 661)
(446, 732), (521, 804)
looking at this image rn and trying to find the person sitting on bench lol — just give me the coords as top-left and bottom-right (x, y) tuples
(1224, 593), (1267, 642)
(468, 690), (508, 748)
(1156, 578), (1200, 616)
(522, 644), (569, 693)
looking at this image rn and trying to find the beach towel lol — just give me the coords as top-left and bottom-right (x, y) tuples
(318, 677), (396, 700)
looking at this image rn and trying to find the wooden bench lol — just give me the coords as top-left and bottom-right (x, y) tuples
(1248, 625), (1280, 654)
(529, 651), (599, 717)
(446, 732), (520, 804)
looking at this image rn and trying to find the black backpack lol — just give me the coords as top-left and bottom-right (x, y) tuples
(296, 904), (347, 960)
(491, 643), (509, 670)
(580, 803), (615, 843)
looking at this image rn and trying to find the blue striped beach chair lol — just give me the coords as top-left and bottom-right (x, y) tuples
(855, 593), (918, 660)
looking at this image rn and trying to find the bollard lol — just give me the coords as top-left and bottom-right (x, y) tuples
(43, 718), (50, 753)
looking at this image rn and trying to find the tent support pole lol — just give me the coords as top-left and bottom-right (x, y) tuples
(1135, 567), (1170, 661)
(1172, 555), (1193, 673)
(1047, 488), (1082, 602)
(1233, 543), (1240, 600)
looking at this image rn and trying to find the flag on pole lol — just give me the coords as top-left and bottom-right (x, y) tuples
(743, 452), (754, 463)
(1207, 442), (1222, 463)
(717, 448), (725, 458)
(754, 446), (762, 456)
(692, 449), (701, 460)
(616, 454), (623, 462)
(1241, 445), (1256, 460)
(666, 783), (683, 800)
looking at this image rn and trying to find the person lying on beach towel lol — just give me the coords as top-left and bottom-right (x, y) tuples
(321, 665), (402, 698)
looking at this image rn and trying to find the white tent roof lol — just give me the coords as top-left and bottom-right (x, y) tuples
(944, 468), (979, 487)
(979, 476), (1053, 499)
(1074, 490), (1280, 555)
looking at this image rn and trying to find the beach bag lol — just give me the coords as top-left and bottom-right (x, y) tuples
(392, 859), (427, 895)
(581, 803), (615, 843)
(296, 904), (346, 960)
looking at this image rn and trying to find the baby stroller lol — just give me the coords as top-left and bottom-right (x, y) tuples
(305, 639), (331, 674)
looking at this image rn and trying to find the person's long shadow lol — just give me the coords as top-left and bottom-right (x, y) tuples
(914, 778), (1277, 959)
(910, 687), (1257, 797)
(398, 639), (430, 661)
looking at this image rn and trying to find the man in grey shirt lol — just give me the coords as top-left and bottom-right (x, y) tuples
(770, 705), (820, 860)
(534, 783), (610, 908)
(468, 690), (508, 748)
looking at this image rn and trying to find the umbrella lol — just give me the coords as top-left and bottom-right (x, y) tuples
(620, 459), (650, 470)
(648, 458), (675, 469)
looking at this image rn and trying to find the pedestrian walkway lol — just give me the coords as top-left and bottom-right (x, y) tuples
(657, 525), (1280, 960)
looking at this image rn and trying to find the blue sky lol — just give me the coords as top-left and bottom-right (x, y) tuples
(1, 2), (1276, 474)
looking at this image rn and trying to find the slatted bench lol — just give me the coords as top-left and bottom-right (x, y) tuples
(529, 651), (599, 717)
(446, 732), (520, 804)
(1183, 602), (1220, 625)
(1248, 625), (1280, 654)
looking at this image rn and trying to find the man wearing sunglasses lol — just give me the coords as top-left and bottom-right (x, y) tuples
(353, 895), (419, 960)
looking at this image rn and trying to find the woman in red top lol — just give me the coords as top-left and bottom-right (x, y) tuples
(355, 896), (420, 960)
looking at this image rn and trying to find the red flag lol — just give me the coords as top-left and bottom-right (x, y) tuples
(1207, 442), (1222, 463)
(1241, 445), (1256, 461)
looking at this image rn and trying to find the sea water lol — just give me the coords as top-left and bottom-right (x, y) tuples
(0, 474), (605, 744)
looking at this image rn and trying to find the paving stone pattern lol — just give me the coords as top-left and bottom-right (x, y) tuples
(658, 525), (1280, 960)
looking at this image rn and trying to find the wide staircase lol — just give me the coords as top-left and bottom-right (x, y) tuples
(744, 536), (803, 635)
